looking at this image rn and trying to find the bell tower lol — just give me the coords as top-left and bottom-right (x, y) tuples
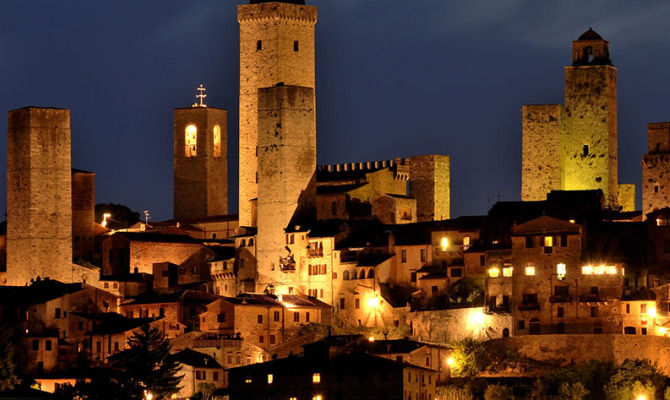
(237, 0), (317, 227)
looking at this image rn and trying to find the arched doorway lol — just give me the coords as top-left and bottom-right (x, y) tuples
(529, 318), (541, 335)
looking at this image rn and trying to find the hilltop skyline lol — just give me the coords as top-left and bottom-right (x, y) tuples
(1, 0), (670, 221)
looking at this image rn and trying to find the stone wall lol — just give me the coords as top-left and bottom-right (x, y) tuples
(408, 307), (513, 343)
(617, 183), (635, 212)
(173, 107), (228, 220)
(495, 334), (670, 375)
(7, 107), (73, 285)
(642, 122), (670, 217)
(409, 154), (450, 221)
(238, 2), (317, 227)
(521, 104), (562, 201)
(72, 170), (95, 260)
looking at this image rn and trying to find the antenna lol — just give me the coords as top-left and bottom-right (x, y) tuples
(144, 210), (151, 227)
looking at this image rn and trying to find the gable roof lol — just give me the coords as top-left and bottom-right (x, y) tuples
(512, 215), (580, 236)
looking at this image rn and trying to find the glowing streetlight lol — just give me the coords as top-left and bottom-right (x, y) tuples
(367, 296), (379, 310)
(101, 213), (112, 228)
(636, 394), (647, 400)
(440, 237), (448, 251)
(144, 391), (153, 400)
(648, 307), (657, 318)
(368, 336), (375, 342)
(447, 356), (455, 367)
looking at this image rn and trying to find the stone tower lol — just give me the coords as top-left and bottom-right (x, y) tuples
(256, 85), (316, 291)
(173, 106), (228, 220)
(522, 28), (623, 210)
(7, 107), (73, 285)
(72, 169), (95, 261)
(642, 122), (670, 217)
(238, 0), (317, 227)
(408, 154), (450, 221)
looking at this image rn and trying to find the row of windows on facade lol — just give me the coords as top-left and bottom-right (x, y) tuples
(339, 268), (374, 280)
(194, 370), (220, 381)
(184, 125), (222, 158)
(489, 263), (618, 278)
(256, 40), (300, 52)
(526, 235), (569, 249)
(239, 238), (254, 247)
(127, 308), (166, 318)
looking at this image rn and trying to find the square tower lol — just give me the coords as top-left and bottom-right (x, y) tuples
(173, 107), (228, 220)
(642, 122), (670, 218)
(7, 107), (73, 285)
(408, 154), (450, 221)
(238, 1), (317, 227)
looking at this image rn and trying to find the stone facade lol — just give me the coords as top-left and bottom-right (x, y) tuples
(256, 85), (316, 291)
(238, 1), (317, 227)
(72, 170), (95, 261)
(173, 107), (228, 220)
(7, 107), (73, 285)
(642, 122), (670, 217)
(617, 183), (635, 212)
(521, 30), (620, 209)
(408, 307), (513, 343)
(409, 154), (450, 221)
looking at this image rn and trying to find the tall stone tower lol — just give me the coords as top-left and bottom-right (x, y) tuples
(72, 169), (95, 261)
(522, 28), (623, 210)
(256, 85), (316, 291)
(408, 154), (450, 221)
(238, 0), (317, 227)
(642, 122), (670, 217)
(173, 106), (228, 220)
(7, 107), (73, 285)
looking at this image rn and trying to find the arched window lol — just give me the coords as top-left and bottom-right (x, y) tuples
(367, 269), (374, 279)
(185, 124), (197, 157)
(359, 269), (366, 279)
(213, 125), (221, 158)
(342, 270), (350, 280)
(502, 328), (509, 338)
(240, 239), (246, 247)
(248, 238), (254, 246)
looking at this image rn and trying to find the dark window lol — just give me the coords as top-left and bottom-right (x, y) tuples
(355, 298), (360, 309)
(590, 286), (599, 296)
(161, 269), (169, 277)
(213, 372), (219, 381)
(55, 308), (61, 319)
(259, 335), (264, 343)
(32, 340), (39, 351)
(557, 307), (564, 318)
(522, 293), (538, 305)
(159, 308), (165, 317)
(45, 340), (52, 351)
(343, 270), (349, 280)
(560, 235), (568, 247)
(306, 312), (310, 322)
(480, 255), (486, 266)
(410, 272), (417, 282)
(217, 313), (226, 323)
(420, 249), (426, 263)
(583, 145), (589, 156)
(556, 322), (565, 334)
(450, 268), (463, 278)
(273, 311), (280, 322)
(655, 185), (660, 193)
(359, 269), (366, 279)
(257, 315), (263, 324)
(270, 335), (276, 345)
(339, 298), (345, 309)
(526, 236), (534, 248)
(114, 342), (119, 352)
(502, 328), (510, 338)
(590, 306), (598, 318)
(529, 318), (541, 335)
(331, 201), (337, 216)
(432, 286), (438, 294)
(624, 326), (636, 334)
(294, 40), (299, 52)
(257, 40), (262, 51)
(626, 304), (630, 314)
(401, 250), (407, 263)
(518, 320), (525, 330)
(555, 285), (569, 299)
(593, 323), (602, 334)
(293, 312), (299, 322)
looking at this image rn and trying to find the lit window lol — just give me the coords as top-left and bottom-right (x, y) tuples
(488, 268), (500, 278)
(440, 237), (448, 251)
(213, 125), (221, 158)
(245, 378), (252, 384)
(525, 266), (535, 276)
(605, 266), (617, 275)
(582, 265), (593, 275)
(267, 374), (273, 384)
(463, 236), (470, 250)
(593, 265), (605, 275)
(185, 124), (197, 157)
(312, 396), (322, 400)
(503, 267), (513, 277)
(544, 236), (553, 247)
(312, 373), (321, 384)
(556, 263), (566, 279)
(290, 398), (297, 400)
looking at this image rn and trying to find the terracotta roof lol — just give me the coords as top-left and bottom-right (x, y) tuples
(168, 348), (222, 368)
(578, 28), (604, 41)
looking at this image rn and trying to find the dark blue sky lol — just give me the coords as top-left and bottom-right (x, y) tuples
(1, 1), (670, 221)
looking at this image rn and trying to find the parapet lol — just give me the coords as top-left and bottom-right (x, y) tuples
(317, 158), (410, 181)
(238, 1), (317, 24)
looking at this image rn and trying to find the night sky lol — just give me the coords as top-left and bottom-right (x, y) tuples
(1, 1), (670, 221)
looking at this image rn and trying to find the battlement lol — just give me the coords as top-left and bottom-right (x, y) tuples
(238, 2), (317, 24)
(318, 158), (409, 180)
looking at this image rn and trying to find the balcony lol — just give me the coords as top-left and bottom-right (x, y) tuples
(486, 304), (511, 313)
(307, 249), (324, 258)
(279, 257), (296, 272)
(518, 302), (540, 311)
(579, 293), (605, 303)
(549, 295), (573, 303)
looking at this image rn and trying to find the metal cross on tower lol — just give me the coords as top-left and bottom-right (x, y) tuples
(195, 84), (207, 107)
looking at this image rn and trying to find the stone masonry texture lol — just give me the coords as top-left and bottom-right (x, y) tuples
(173, 107), (228, 220)
(642, 122), (670, 217)
(72, 170), (95, 260)
(7, 107), (73, 285)
(521, 104), (563, 201)
(238, 2), (316, 227)
(408, 154), (450, 221)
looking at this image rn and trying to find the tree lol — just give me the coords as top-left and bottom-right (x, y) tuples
(0, 324), (20, 391)
(447, 277), (484, 307)
(558, 382), (589, 400)
(95, 203), (141, 229)
(436, 385), (474, 400)
(605, 359), (665, 400)
(484, 384), (514, 400)
(112, 324), (183, 400)
(448, 339), (489, 377)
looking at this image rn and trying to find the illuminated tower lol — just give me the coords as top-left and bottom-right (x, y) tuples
(173, 90), (228, 220)
(238, 0), (317, 227)
(7, 107), (73, 285)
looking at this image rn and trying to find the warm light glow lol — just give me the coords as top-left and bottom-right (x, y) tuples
(583, 265), (617, 275)
(368, 336), (375, 342)
(440, 237), (448, 251)
(463, 236), (470, 250)
(101, 213), (111, 228)
(582, 265), (593, 275)
(185, 124), (197, 157)
(637, 395), (648, 400)
(447, 356), (455, 366)
(469, 310), (485, 327)
(658, 327), (667, 335)
(245, 378), (252, 384)
(525, 266), (535, 276)
(556, 263), (566, 280)
(648, 307), (657, 318)
(569, 219), (576, 223)
(277, 295), (283, 303)
(544, 236), (553, 247)
(144, 391), (153, 400)
(312, 373), (321, 384)
(488, 267), (500, 278)
(367, 297), (380, 309)
(213, 125), (221, 158)
(606, 266), (617, 275)
(312, 396), (323, 400)
(267, 374), (273, 384)
(503, 267), (513, 277)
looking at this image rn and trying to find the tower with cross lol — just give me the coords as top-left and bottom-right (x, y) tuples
(173, 85), (229, 220)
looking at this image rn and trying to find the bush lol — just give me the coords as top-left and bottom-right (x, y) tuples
(484, 384), (514, 400)
(436, 385), (473, 400)
(605, 359), (665, 400)
(449, 339), (489, 377)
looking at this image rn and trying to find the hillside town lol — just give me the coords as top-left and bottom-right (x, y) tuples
(3, 1), (670, 400)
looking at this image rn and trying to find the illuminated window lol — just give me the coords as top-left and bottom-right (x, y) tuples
(463, 236), (470, 250)
(544, 236), (553, 247)
(556, 263), (566, 279)
(582, 265), (593, 275)
(312, 373), (321, 384)
(503, 266), (513, 277)
(245, 378), (252, 384)
(185, 125), (197, 157)
(525, 266), (535, 276)
(213, 125), (221, 158)
(267, 374), (273, 384)
(312, 396), (322, 400)
(488, 267), (500, 278)
(593, 265), (605, 275)
(440, 237), (448, 251)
